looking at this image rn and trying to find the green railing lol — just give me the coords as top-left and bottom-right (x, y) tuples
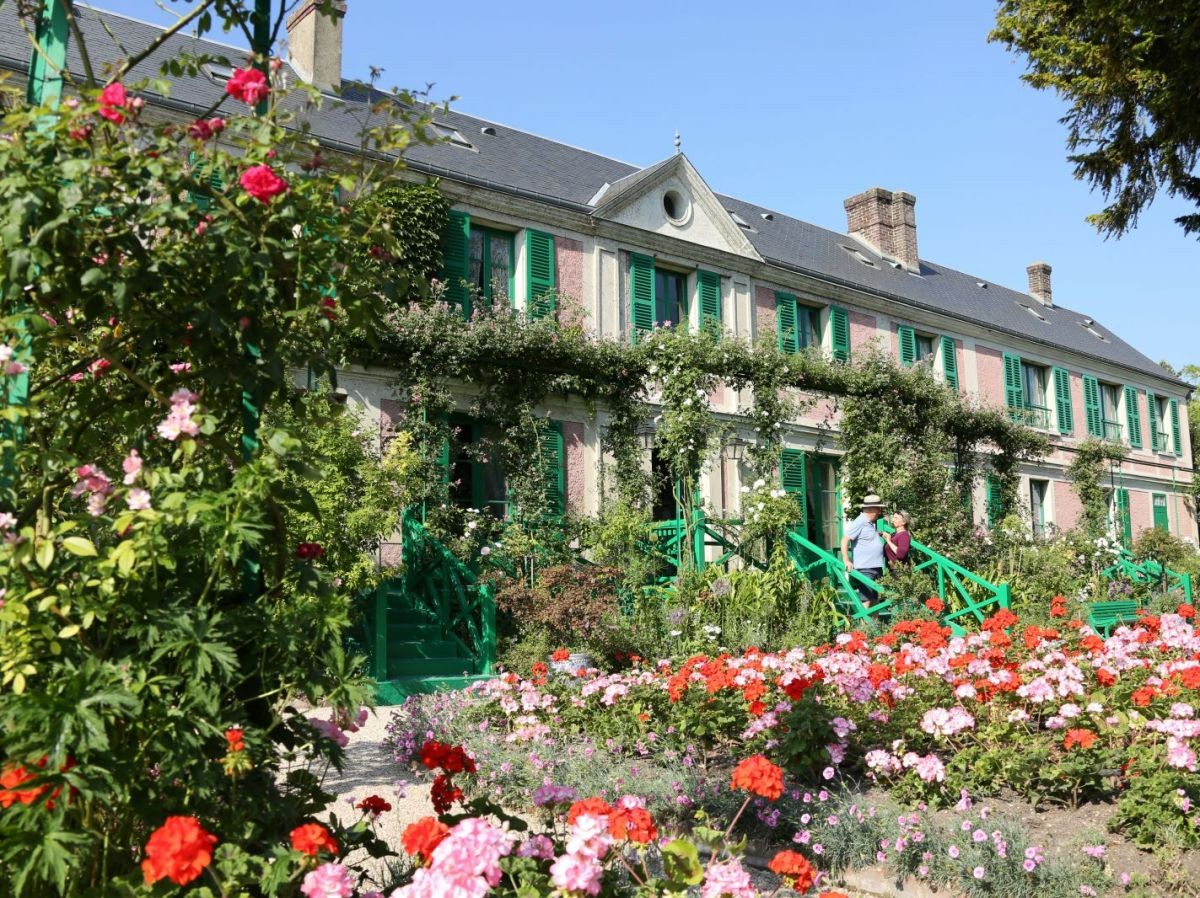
(642, 503), (743, 582)
(1008, 404), (1050, 430)
(783, 528), (894, 625)
(362, 514), (496, 682)
(878, 522), (1011, 630)
(1103, 550), (1193, 603)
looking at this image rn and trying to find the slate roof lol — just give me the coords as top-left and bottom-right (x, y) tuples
(0, 4), (1183, 387)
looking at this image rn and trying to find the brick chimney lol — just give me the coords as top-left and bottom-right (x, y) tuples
(1027, 261), (1053, 307)
(844, 188), (920, 272)
(286, 0), (347, 93)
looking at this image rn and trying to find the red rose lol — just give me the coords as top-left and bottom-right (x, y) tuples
(98, 82), (128, 123)
(290, 822), (339, 857)
(402, 816), (449, 862)
(141, 816), (218, 886)
(240, 164), (289, 203)
(296, 541), (325, 560)
(225, 67), (269, 105)
(730, 754), (784, 801)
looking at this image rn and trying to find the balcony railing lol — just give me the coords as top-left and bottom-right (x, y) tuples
(1008, 404), (1051, 430)
(1102, 420), (1123, 442)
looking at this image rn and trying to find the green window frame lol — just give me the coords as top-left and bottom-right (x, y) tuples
(1147, 391), (1160, 451)
(1170, 398), (1183, 456)
(941, 336), (959, 390)
(1114, 488), (1132, 546)
(629, 252), (655, 344)
(1123, 386), (1142, 448)
(1082, 374), (1103, 437)
(985, 474), (1006, 528)
(539, 420), (565, 518)
(1152, 492), (1170, 532)
(469, 224), (515, 307)
(830, 306), (850, 362)
(898, 325), (917, 367)
(440, 209), (472, 317)
(697, 270), (722, 335)
(1052, 367), (1073, 435)
(526, 229), (556, 319)
(775, 292), (820, 354)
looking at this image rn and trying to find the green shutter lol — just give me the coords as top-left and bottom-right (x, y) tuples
(985, 475), (1005, 528)
(1083, 375), (1103, 437)
(540, 421), (565, 517)
(898, 325), (916, 367)
(779, 448), (807, 528)
(1152, 493), (1169, 532)
(941, 335), (959, 390)
(1115, 488), (1132, 545)
(1170, 398), (1182, 456)
(776, 292), (799, 354)
(441, 210), (472, 318)
(1052, 367), (1073, 435)
(697, 270), (722, 335)
(1002, 353), (1024, 410)
(187, 150), (224, 212)
(1147, 391), (1160, 451)
(526, 229), (556, 319)
(1124, 386), (1142, 448)
(830, 306), (850, 362)
(629, 253), (655, 345)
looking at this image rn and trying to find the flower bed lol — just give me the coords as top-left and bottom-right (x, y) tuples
(387, 607), (1200, 894)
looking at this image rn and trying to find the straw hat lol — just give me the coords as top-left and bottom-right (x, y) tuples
(860, 493), (886, 509)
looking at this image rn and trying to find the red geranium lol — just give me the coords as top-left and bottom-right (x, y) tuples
(402, 816), (449, 862)
(290, 822), (339, 857)
(924, 596), (945, 614)
(551, 647), (570, 662)
(430, 774), (463, 814)
(768, 850), (816, 892)
(1178, 604), (1196, 620)
(141, 816), (218, 886)
(225, 67), (269, 105)
(240, 164), (289, 203)
(608, 806), (658, 844)
(1063, 728), (1097, 751)
(356, 794), (392, 817)
(0, 762), (46, 808)
(730, 754), (784, 801)
(225, 727), (245, 753)
(567, 796), (613, 825)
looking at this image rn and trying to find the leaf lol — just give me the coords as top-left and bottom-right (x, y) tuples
(661, 839), (703, 885)
(58, 625), (80, 639)
(35, 539), (54, 570)
(12, 672), (25, 694)
(61, 536), (98, 557)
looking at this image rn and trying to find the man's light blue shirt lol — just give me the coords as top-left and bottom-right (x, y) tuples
(845, 513), (885, 569)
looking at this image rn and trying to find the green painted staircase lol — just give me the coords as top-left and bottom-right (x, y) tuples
(359, 516), (497, 705)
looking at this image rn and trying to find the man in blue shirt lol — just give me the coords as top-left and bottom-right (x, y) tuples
(841, 493), (887, 606)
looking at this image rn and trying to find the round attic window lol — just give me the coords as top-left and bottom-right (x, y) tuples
(662, 188), (690, 226)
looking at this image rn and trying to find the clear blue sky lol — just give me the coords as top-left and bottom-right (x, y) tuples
(92, 1), (1197, 374)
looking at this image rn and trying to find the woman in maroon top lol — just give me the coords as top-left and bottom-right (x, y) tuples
(883, 510), (912, 564)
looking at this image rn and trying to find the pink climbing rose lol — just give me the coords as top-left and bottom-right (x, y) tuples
(240, 164), (289, 204)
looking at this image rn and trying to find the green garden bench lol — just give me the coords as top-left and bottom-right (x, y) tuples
(1088, 599), (1140, 637)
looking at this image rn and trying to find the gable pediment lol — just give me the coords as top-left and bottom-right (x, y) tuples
(590, 154), (762, 262)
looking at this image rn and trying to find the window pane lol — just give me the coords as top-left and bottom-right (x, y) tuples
(468, 229), (485, 294)
(488, 233), (511, 302)
(654, 270), (684, 327)
(1102, 385), (1120, 420)
(1022, 364), (1047, 407)
(916, 335), (934, 361)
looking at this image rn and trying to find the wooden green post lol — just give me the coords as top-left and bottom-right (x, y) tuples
(691, 489), (706, 572)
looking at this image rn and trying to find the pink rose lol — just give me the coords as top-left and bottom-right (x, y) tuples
(240, 164), (288, 204)
(225, 67), (269, 105)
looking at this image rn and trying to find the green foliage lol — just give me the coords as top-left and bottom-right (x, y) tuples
(1110, 765), (1200, 850)
(992, 1), (1200, 237)
(1066, 438), (1126, 539)
(267, 389), (419, 594)
(0, 36), (424, 893)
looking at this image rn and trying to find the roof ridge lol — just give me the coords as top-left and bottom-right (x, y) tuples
(75, 2), (251, 56)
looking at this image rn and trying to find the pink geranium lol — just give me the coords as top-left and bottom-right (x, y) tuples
(299, 863), (353, 898)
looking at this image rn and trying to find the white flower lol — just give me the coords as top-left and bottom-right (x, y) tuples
(740, 486), (750, 494)
(669, 630), (682, 637)
(467, 520), (477, 530)
(753, 479), (766, 489)
(480, 546), (491, 556)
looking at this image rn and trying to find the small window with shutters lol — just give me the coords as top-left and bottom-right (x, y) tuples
(468, 225), (514, 306)
(898, 325), (936, 368)
(1152, 492), (1170, 532)
(776, 293), (820, 354)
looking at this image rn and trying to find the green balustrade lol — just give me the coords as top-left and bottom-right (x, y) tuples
(1102, 550), (1193, 603)
(783, 528), (894, 625)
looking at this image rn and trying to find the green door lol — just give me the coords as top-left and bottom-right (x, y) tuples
(806, 455), (842, 552)
(1152, 493), (1170, 532)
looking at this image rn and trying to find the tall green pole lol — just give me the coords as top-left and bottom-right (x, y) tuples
(3, 1), (72, 488)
